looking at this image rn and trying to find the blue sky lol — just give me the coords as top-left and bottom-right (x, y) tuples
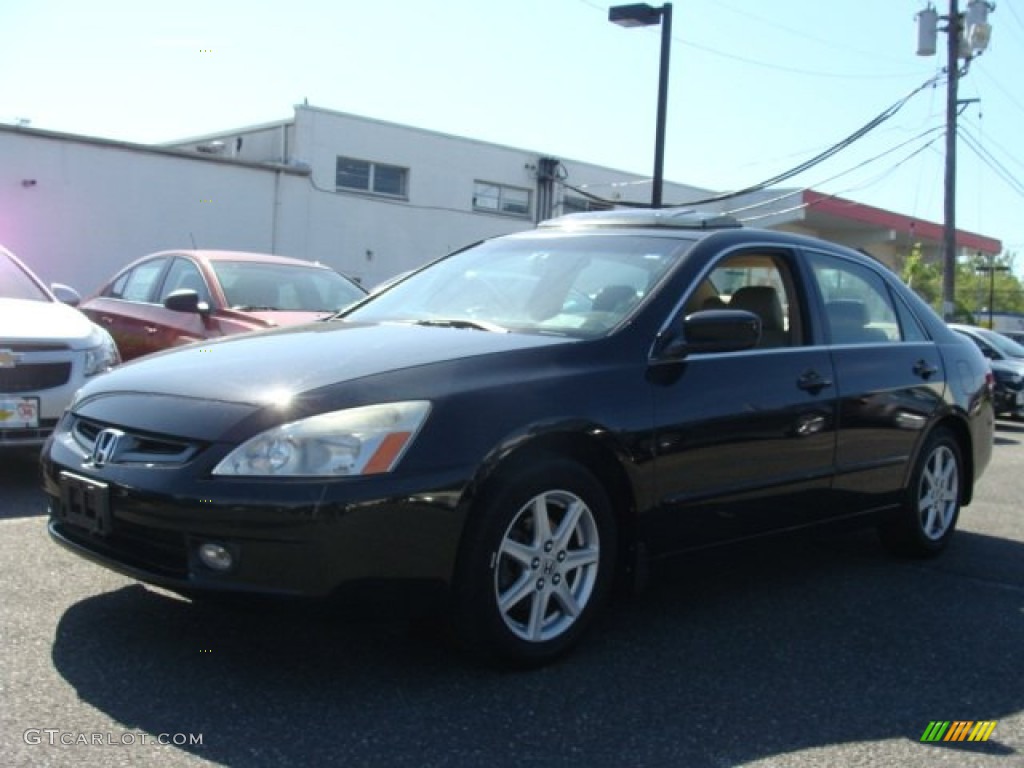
(3, 0), (1022, 262)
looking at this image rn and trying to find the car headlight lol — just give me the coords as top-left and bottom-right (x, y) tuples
(84, 326), (121, 377)
(212, 401), (431, 477)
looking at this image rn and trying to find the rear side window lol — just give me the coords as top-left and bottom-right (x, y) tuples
(807, 252), (901, 344)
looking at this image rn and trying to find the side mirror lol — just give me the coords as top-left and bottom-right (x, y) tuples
(164, 289), (210, 315)
(50, 283), (81, 307)
(657, 309), (761, 360)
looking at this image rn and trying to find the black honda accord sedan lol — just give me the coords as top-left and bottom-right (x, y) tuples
(44, 209), (994, 664)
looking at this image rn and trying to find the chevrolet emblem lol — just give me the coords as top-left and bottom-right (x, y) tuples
(0, 349), (19, 368)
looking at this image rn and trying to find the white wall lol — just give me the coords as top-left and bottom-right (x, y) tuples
(0, 128), (286, 294)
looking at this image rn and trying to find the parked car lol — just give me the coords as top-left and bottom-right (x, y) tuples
(80, 250), (367, 360)
(0, 245), (120, 448)
(950, 323), (1024, 419)
(44, 210), (994, 665)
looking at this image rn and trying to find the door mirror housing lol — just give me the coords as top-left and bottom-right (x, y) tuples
(658, 309), (761, 360)
(164, 289), (210, 315)
(50, 283), (82, 307)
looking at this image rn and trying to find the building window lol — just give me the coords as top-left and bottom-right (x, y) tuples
(473, 182), (531, 217)
(336, 156), (408, 198)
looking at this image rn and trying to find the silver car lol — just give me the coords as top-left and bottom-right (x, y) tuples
(0, 245), (120, 448)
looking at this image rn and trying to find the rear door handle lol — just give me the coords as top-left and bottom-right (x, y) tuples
(913, 359), (939, 379)
(145, 326), (158, 335)
(797, 370), (833, 394)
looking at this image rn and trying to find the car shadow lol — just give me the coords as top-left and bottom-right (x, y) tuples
(995, 419), (1023, 446)
(51, 529), (1022, 766)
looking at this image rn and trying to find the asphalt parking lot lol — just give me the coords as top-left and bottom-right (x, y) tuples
(1, 422), (1022, 768)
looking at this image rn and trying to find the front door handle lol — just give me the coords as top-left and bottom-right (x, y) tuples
(913, 359), (939, 379)
(797, 370), (833, 394)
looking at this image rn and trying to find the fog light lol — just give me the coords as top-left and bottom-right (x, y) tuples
(198, 542), (234, 572)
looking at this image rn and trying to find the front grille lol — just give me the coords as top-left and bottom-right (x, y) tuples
(56, 518), (188, 578)
(71, 416), (200, 464)
(0, 363), (72, 392)
(0, 419), (58, 443)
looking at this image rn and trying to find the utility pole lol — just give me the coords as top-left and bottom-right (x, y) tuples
(942, 0), (960, 322)
(917, 1), (994, 321)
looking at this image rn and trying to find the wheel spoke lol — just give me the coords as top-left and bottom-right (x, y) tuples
(553, 498), (586, 549)
(562, 546), (599, 573)
(526, 590), (549, 641)
(530, 495), (553, 545)
(501, 538), (537, 568)
(498, 571), (534, 614)
(552, 579), (582, 619)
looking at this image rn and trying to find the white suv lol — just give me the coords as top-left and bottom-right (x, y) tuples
(1, 245), (120, 448)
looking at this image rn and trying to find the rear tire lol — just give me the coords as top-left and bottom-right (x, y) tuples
(451, 457), (617, 666)
(879, 427), (962, 558)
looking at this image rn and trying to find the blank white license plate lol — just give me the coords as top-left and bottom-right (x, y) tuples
(0, 397), (39, 428)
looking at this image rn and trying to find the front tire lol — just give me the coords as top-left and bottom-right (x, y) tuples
(879, 427), (962, 558)
(452, 457), (617, 666)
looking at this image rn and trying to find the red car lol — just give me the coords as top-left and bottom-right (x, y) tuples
(81, 250), (366, 360)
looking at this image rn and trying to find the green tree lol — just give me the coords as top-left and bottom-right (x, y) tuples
(900, 243), (942, 308)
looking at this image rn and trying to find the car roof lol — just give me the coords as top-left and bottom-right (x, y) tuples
(153, 250), (335, 269)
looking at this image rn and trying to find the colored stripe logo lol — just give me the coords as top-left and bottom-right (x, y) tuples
(921, 721), (997, 742)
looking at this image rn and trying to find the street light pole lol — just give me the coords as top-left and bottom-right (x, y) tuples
(976, 254), (1009, 329)
(609, 3), (673, 209)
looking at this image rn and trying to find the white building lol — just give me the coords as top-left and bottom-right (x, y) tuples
(0, 103), (1001, 294)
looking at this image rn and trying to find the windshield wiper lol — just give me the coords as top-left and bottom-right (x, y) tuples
(414, 318), (508, 333)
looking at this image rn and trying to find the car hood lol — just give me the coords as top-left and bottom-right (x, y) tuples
(0, 298), (98, 348)
(76, 320), (575, 407)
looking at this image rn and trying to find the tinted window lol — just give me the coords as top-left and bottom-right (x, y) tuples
(685, 251), (802, 348)
(807, 252), (900, 344)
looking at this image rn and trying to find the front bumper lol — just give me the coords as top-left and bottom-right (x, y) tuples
(44, 460), (472, 602)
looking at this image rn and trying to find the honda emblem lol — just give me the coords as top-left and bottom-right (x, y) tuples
(91, 428), (125, 466)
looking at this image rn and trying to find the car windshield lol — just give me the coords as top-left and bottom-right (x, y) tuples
(0, 249), (52, 302)
(346, 233), (690, 337)
(213, 261), (365, 312)
(978, 327), (1024, 359)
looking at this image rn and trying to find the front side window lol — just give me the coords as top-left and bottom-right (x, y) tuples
(159, 258), (211, 304)
(336, 157), (408, 198)
(684, 251), (801, 348)
(474, 182), (532, 217)
(807, 252), (900, 344)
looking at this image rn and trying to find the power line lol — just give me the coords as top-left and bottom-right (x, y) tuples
(557, 72), (944, 209)
(578, 0), (926, 80)
(959, 127), (1024, 199)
